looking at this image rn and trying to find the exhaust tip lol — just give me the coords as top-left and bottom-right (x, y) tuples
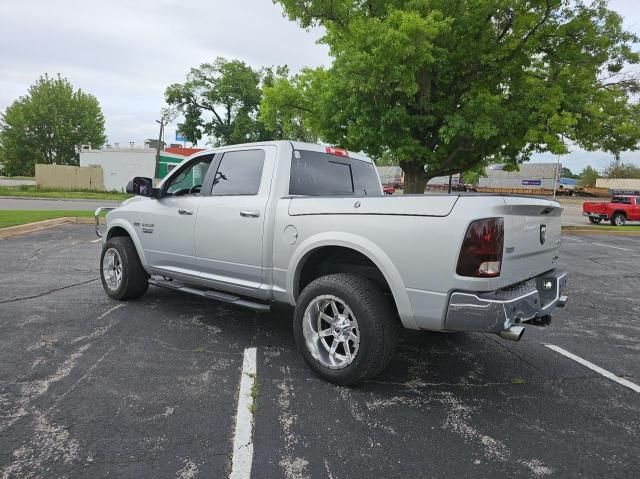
(499, 325), (525, 342)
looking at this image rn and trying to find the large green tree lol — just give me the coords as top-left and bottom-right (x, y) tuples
(0, 74), (106, 176)
(165, 58), (264, 145)
(269, 0), (640, 193)
(167, 58), (290, 146)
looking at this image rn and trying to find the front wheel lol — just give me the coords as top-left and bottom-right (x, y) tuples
(588, 217), (602, 224)
(293, 273), (398, 386)
(611, 213), (626, 226)
(100, 236), (149, 300)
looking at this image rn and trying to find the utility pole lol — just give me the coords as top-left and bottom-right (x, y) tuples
(447, 174), (453, 194)
(552, 155), (561, 199)
(154, 119), (165, 179)
(153, 108), (177, 180)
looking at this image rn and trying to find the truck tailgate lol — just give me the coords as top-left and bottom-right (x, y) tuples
(583, 202), (607, 213)
(500, 197), (563, 285)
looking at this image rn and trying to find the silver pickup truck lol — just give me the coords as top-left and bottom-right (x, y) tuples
(96, 141), (567, 385)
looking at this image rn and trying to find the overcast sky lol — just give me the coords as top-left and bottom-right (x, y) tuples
(1, 0), (639, 173)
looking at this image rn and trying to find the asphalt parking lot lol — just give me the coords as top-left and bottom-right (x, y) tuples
(1, 225), (639, 478)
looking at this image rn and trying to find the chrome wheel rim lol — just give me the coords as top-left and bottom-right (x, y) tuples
(302, 295), (360, 369)
(102, 248), (123, 291)
(615, 216), (624, 226)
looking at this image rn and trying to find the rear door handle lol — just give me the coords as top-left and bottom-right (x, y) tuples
(240, 210), (260, 218)
(178, 209), (194, 216)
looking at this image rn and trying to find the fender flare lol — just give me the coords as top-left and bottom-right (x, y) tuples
(105, 219), (151, 275)
(286, 231), (417, 329)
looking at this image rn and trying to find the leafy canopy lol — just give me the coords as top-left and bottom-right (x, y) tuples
(270, 0), (640, 192)
(579, 164), (600, 187)
(0, 74), (106, 176)
(165, 58), (316, 146)
(604, 160), (640, 178)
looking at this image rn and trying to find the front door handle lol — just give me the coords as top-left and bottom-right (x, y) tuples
(240, 210), (260, 218)
(178, 209), (194, 216)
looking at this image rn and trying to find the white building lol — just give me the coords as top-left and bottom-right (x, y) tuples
(80, 145), (192, 192)
(479, 163), (561, 189)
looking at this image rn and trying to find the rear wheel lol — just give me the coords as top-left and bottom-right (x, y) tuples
(611, 213), (626, 226)
(100, 236), (149, 300)
(588, 217), (602, 224)
(293, 273), (398, 386)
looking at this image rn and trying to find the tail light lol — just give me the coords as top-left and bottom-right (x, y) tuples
(456, 218), (504, 278)
(326, 146), (349, 157)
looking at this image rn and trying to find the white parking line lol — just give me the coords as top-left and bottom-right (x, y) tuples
(90, 238), (102, 243)
(561, 237), (585, 242)
(229, 347), (257, 479)
(591, 243), (633, 252)
(544, 344), (640, 393)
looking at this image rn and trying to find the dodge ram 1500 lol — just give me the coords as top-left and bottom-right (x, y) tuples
(96, 141), (568, 385)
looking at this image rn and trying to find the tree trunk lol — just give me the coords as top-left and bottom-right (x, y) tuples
(400, 161), (428, 194)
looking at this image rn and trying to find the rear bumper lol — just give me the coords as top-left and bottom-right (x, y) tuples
(444, 269), (568, 335)
(583, 211), (608, 219)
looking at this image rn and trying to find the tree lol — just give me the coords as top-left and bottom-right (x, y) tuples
(260, 68), (324, 143)
(270, 0), (640, 193)
(167, 58), (289, 146)
(561, 167), (578, 179)
(0, 74), (106, 176)
(603, 160), (640, 179)
(579, 165), (600, 187)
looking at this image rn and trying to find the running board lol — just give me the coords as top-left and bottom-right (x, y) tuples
(148, 278), (271, 312)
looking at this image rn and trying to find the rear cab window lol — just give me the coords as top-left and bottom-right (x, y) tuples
(289, 149), (382, 196)
(611, 196), (631, 204)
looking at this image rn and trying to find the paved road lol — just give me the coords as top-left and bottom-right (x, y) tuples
(0, 225), (638, 477)
(0, 197), (122, 210)
(0, 179), (35, 187)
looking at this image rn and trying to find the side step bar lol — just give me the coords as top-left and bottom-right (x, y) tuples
(148, 278), (271, 312)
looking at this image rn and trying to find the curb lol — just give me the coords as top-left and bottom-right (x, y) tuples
(0, 195), (122, 203)
(562, 226), (640, 236)
(0, 216), (96, 239)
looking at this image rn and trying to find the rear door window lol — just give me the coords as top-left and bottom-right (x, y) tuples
(289, 150), (381, 196)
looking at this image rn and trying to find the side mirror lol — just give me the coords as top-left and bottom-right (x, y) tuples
(126, 177), (158, 197)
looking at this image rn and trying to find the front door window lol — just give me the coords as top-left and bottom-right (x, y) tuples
(165, 157), (213, 196)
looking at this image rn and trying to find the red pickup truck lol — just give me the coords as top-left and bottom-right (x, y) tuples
(583, 195), (640, 225)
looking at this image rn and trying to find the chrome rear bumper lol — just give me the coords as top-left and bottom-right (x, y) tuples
(444, 269), (568, 340)
(583, 212), (608, 220)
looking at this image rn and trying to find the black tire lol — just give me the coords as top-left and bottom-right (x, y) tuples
(100, 236), (149, 300)
(611, 213), (626, 227)
(293, 273), (398, 386)
(588, 217), (602, 224)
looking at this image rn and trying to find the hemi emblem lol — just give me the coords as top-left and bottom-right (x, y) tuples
(540, 224), (547, 245)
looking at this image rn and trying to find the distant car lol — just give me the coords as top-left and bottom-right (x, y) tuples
(383, 185), (395, 195)
(583, 195), (640, 225)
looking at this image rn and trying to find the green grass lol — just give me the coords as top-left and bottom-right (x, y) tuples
(0, 210), (95, 229)
(0, 185), (130, 200)
(249, 376), (259, 415)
